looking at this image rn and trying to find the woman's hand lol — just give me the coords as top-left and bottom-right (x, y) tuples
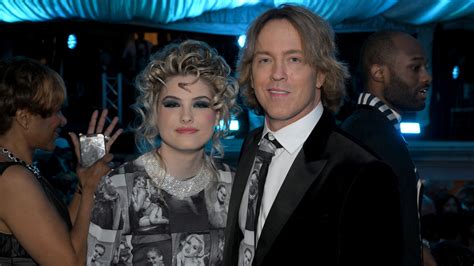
(69, 109), (123, 194)
(84, 109), (122, 152)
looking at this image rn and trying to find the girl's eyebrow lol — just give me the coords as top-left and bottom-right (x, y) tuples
(161, 95), (212, 101)
(161, 95), (180, 101)
(193, 96), (211, 101)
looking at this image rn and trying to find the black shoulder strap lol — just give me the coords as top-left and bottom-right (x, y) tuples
(0, 162), (21, 175)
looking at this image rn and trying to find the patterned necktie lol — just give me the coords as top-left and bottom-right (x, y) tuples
(245, 133), (282, 240)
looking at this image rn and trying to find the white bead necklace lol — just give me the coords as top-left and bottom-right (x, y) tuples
(142, 151), (212, 199)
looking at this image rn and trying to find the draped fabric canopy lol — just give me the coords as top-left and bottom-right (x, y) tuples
(1, 0), (474, 35)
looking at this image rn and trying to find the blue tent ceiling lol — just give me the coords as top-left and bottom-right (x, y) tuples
(1, 0), (474, 35)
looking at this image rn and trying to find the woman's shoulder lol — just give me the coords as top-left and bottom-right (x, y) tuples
(0, 162), (60, 226)
(0, 163), (41, 207)
(0, 161), (22, 175)
(0, 162), (38, 187)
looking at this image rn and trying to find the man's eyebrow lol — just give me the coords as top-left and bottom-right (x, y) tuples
(284, 49), (303, 55)
(410, 56), (426, 61)
(254, 51), (270, 56)
(254, 49), (303, 56)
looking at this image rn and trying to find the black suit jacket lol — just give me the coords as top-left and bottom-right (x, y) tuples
(341, 105), (422, 266)
(223, 109), (402, 266)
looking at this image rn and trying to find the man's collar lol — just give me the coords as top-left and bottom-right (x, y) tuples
(261, 102), (324, 154)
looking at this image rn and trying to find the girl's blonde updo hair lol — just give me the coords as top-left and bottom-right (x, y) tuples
(133, 39), (239, 174)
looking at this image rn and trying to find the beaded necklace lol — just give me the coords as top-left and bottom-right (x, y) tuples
(0, 147), (42, 178)
(142, 151), (212, 200)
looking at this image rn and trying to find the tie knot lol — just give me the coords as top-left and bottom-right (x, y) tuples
(258, 133), (282, 158)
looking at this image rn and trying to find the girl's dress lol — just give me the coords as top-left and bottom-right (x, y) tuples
(86, 152), (234, 266)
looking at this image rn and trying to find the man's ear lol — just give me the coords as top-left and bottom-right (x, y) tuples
(370, 64), (385, 83)
(15, 109), (31, 130)
(316, 72), (326, 89)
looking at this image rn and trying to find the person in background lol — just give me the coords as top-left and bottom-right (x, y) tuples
(86, 39), (238, 266)
(223, 4), (401, 266)
(121, 32), (153, 79)
(434, 191), (463, 215)
(0, 56), (122, 265)
(456, 184), (474, 212)
(341, 30), (432, 266)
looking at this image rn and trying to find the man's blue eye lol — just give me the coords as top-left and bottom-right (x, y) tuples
(290, 57), (302, 63)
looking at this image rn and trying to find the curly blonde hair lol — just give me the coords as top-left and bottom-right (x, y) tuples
(133, 39), (239, 165)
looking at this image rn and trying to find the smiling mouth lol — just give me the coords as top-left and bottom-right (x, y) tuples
(268, 88), (289, 96)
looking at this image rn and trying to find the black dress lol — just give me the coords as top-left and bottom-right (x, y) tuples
(0, 162), (72, 265)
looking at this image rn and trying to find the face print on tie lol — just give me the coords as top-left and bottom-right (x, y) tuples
(243, 133), (282, 235)
(240, 133), (282, 264)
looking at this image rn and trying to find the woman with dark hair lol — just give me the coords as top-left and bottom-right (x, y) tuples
(0, 57), (122, 265)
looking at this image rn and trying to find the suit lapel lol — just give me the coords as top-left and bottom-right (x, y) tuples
(255, 154), (327, 264)
(254, 110), (335, 265)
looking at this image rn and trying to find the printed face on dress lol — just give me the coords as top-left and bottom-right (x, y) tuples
(135, 176), (146, 188)
(92, 244), (105, 261)
(27, 108), (67, 151)
(105, 176), (113, 185)
(119, 249), (130, 263)
(383, 33), (431, 113)
(217, 185), (227, 204)
(147, 250), (163, 265)
(157, 75), (218, 153)
(182, 235), (204, 257)
(251, 19), (325, 131)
